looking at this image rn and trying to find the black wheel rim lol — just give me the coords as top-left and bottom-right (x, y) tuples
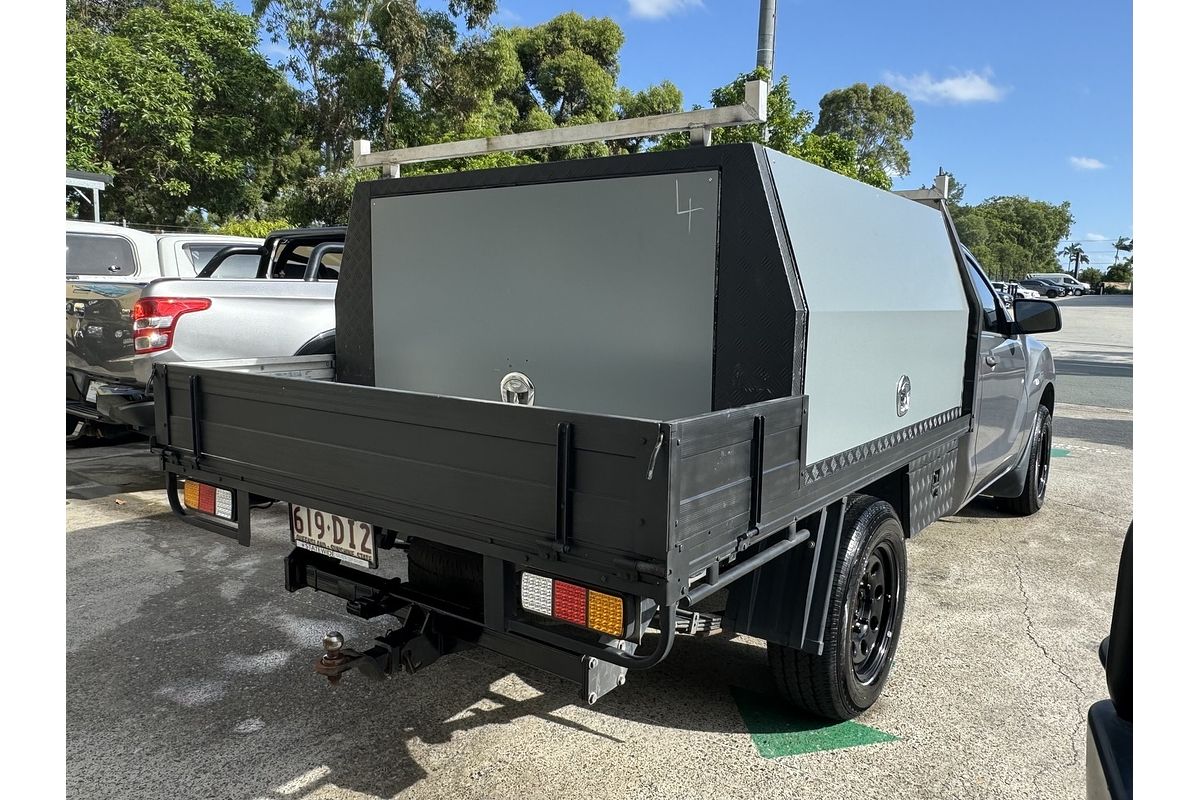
(850, 544), (898, 684)
(1035, 416), (1051, 502)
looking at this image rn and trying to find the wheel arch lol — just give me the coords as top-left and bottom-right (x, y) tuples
(1039, 381), (1055, 413)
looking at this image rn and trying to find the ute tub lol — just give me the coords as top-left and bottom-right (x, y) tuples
(152, 356), (810, 605)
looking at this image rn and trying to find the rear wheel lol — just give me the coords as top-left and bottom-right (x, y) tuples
(406, 538), (483, 611)
(768, 495), (907, 720)
(997, 405), (1052, 516)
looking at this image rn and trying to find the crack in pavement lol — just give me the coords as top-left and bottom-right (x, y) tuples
(1057, 500), (1125, 522)
(1014, 550), (1087, 795)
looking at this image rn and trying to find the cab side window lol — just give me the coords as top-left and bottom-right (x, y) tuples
(964, 255), (1002, 332)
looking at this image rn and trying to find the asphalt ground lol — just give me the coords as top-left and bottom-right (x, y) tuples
(1036, 294), (1133, 411)
(66, 297), (1132, 799)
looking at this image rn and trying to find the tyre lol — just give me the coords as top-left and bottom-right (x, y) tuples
(1047, 289), (1059, 298)
(406, 537), (483, 609)
(996, 405), (1052, 516)
(768, 495), (907, 720)
(1074, 288), (1084, 297)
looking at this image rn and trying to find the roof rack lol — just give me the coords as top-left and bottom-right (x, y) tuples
(353, 80), (768, 174)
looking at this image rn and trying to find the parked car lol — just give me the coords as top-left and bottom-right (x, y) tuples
(66, 225), (345, 439)
(1026, 272), (1090, 296)
(155, 142), (1060, 723)
(1021, 279), (1063, 299)
(991, 280), (1039, 302)
(67, 222), (261, 438)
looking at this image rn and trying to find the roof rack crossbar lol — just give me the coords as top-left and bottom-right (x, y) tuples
(353, 80), (768, 170)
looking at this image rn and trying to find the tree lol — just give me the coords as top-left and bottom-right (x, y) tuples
(218, 218), (294, 238)
(954, 196), (1074, 280)
(67, 0), (301, 224)
(1112, 235), (1132, 266)
(653, 69), (880, 188)
(814, 83), (915, 184)
(1105, 259), (1132, 283)
(1058, 242), (1090, 278)
(269, 11), (686, 224)
(1078, 266), (1105, 287)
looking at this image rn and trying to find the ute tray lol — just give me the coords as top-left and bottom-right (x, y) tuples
(152, 356), (814, 605)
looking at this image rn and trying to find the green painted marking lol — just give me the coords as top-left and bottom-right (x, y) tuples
(731, 686), (898, 758)
(1050, 447), (1071, 458)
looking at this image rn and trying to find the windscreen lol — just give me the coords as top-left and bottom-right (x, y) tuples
(370, 171), (720, 419)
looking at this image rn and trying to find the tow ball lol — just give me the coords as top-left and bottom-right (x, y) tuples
(314, 632), (354, 685)
(312, 611), (449, 686)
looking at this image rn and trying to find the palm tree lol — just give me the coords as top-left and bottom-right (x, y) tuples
(1113, 236), (1133, 268)
(1058, 242), (1089, 278)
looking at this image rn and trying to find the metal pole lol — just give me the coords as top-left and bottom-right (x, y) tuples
(92, 188), (100, 222)
(756, 0), (777, 76)
(756, 0), (777, 141)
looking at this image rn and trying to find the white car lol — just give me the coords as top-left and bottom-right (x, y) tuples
(991, 280), (1041, 301)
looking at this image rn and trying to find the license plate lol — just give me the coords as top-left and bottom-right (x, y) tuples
(289, 505), (377, 568)
(85, 382), (103, 403)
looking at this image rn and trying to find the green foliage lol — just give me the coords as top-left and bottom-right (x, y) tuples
(1078, 267), (1105, 287)
(653, 69), (882, 188)
(273, 167), (376, 225)
(814, 83), (914, 182)
(217, 217), (294, 238)
(954, 195), (1074, 280)
(67, 0), (300, 224)
(1105, 259), (1132, 283)
(271, 10), (684, 222)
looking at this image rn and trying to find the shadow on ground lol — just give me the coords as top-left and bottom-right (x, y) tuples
(66, 439), (161, 500)
(67, 513), (837, 800)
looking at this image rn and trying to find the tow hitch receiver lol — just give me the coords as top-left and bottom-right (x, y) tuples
(313, 608), (448, 685)
(290, 547), (633, 703)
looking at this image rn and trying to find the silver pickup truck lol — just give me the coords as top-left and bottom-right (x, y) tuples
(66, 225), (345, 438)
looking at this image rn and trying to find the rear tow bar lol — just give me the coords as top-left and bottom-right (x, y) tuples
(288, 547), (644, 705)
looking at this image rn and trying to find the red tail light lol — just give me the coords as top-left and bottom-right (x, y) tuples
(131, 297), (211, 353)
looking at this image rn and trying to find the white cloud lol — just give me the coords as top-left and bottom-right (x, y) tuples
(1085, 232), (1109, 241)
(628, 0), (702, 20)
(883, 69), (1007, 104)
(1069, 156), (1107, 170)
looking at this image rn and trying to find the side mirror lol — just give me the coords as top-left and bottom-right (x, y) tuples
(1012, 298), (1062, 334)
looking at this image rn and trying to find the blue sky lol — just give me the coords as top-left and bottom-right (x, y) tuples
(237, 0), (1132, 269)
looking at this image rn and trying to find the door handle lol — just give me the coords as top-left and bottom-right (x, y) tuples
(985, 355), (998, 368)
